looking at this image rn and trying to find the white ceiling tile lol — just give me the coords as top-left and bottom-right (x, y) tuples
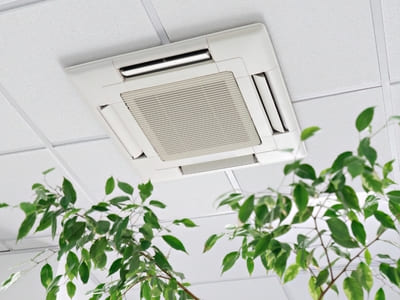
(190, 277), (287, 300)
(0, 92), (42, 152)
(0, 149), (65, 240)
(152, 0), (380, 99)
(235, 88), (393, 193)
(151, 172), (234, 220)
(382, 0), (400, 82)
(0, 0), (160, 143)
(55, 139), (141, 202)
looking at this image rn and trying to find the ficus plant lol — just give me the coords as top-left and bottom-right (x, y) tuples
(1, 107), (400, 300)
(204, 107), (400, 300)
(0, 174), (200, 300)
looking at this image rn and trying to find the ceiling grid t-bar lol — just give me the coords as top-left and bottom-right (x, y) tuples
(369, 0), (400, 183)
(0, 83), (96, 203)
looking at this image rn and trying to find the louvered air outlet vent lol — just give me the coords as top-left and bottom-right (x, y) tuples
(67, 24), (306, 181)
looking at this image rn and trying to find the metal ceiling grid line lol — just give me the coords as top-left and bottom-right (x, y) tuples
(293, 83), (381, 103)
(0, 0), (48, 13)
(369, 0), (400, 183)
(141, 0), (170, 44)
(52, 134), (110, 148)
(0, 83), (96, 203)
(0, 145), (46, 157)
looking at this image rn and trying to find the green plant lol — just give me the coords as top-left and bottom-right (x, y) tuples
(0, 175), (199, 300)
(205, 107), (400, 300)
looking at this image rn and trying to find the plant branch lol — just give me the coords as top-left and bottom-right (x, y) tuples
(318, 233), (383, 300)
(313, 216), (334, 283)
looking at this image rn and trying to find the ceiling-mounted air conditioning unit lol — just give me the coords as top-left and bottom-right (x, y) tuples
(67, 23), (306, 181)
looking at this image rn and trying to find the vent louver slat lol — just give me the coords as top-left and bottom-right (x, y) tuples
(252, 73), (287, 133)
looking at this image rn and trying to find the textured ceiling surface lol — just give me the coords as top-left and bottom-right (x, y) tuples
(0, 0), (399, 299)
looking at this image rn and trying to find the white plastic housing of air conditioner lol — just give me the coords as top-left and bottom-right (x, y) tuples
(67, 23), (306, 181)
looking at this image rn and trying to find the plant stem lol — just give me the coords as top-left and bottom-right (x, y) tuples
(318, 234), (382, 300)
(313, 216), (334, 282)
(141, 252), (199, 300)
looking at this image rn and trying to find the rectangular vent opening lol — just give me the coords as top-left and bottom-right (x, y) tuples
(119, 49), (212, 78)
(180, 154), (258, 175)
(252, 73), (288, 134)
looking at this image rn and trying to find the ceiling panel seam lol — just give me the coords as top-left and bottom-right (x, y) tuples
(0, 83), (96, 203)
(369, 0), (400, 182)
(141, 0), (170, 44)
(0, 0), (48, 13)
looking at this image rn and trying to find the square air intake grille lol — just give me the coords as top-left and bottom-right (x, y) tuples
(121, 72), (261, 161)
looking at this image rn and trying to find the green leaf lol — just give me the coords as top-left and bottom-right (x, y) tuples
(173, 218), (197, 227)
(362, 171), (383, 194)
(0, 272), (21, 291)
(300, 126), (320, 141)
(379, 263), (400, 285)
(66, 251), (79, 280)
(36, 211), (53, 232)
(108, 258), (123, 276)
(95, 220), (110, 235)
(141, 281), (151, 300)
(358, 262), (373, 292)
(326, 218), (359, 248)
(315, 268), (329, 287)
(64, 222), (86, 243)
(109, 196), (130, 205)
(375, 288), (385, 300)
(284, 160), (301, 175)
(42, 167), (55, 175)
(254, 235), (271, 258)
(40, 264), (53, 289)
(239, 195), (254, 223)
(138, 181), (153, 202)
(79, 262), (89, 284)
(203, 234), (224, 253)
(149, 200), (166, 209)
(383, 160), (394, 178)
(295, 164), (316, 180)
(374, 211), (396, 229)
(387, 190), (400, 204)
(63, 178), (77, 205)
(363, 195), (379, 218)
(343, 276), (363, 300)
(246, 258), (254, 275)
(293, 184), (308, 212)
(17, 213), (36, 241)
(283, 264), (299, 283)
(308, 277), (321, 300)
(356, 107), (374, 131)
(0, 203), (8, 208)
(292, 206), (313, 224)
(331, 151), (353, 172)
(105, 177), (115, 195)
(336, 185), (360, 211)
(66, 281), (76, 299)
(359, 138), (377, 166)
(162, 235), (187, 253)
(221, 251), (239, 274)
(143, 211), (160, 229)
(20, 202), (36, 215)
(351, 220), (366, 245)
(345, 156), (365, 178)
(117, 181), (133, 195)
(365, 249), (372, 266)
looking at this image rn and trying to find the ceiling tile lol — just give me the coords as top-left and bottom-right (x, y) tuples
(0, 92), (42, 153)
(0, 149), (65, 240)
(152, 0), (380, 99)
(55, 139), (141, 202)
(382, 0), (400, 82)
(0, 0), (160, 143)
(235, 88), (393, 193)
(151, 172), (234, 220)
(190, 277), (287, 300)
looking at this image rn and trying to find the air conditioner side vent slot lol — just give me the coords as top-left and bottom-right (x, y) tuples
(119, 49), (212, 78)
(252, 73), (288, 134)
